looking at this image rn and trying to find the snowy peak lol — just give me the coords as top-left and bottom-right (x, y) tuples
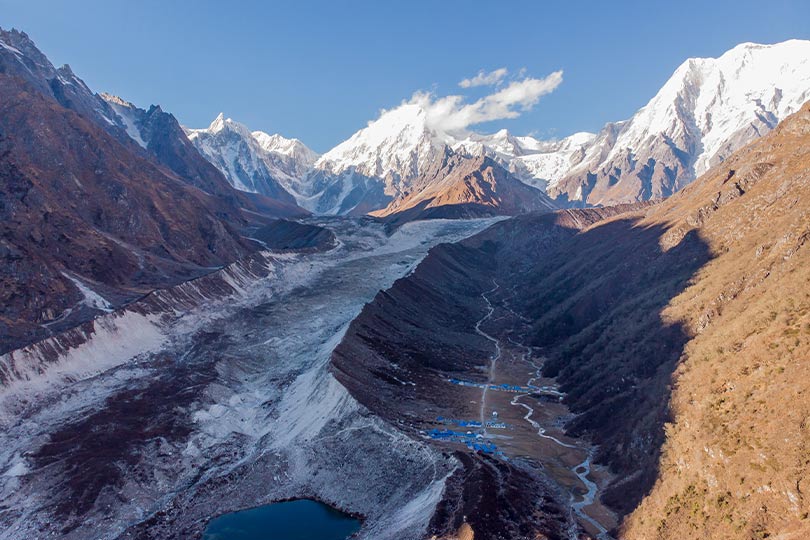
(187, 114), (315, 202)
(315, 102), (444, 177)
(303, 101), (456, 215)
(252, 131), (319, 164)
(200, 112), (255, 140)
(208, 112), (227, 132)
(551, 39), (810, 206)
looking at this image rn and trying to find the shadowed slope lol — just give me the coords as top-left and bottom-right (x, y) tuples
(332, 101), (810, 538)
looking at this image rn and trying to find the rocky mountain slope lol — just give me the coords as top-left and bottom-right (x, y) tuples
(332, 101), (810, 538)
(372, 154), (556, 227)
(0, 29), (133, 145)
(0, 28), (305, 354)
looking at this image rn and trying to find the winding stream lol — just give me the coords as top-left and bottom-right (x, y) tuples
(474, 280), (501, 432)
(486, 303), (613, 539)
(515, 356), (611, 539)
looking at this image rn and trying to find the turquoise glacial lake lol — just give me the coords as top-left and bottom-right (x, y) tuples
(202, 499), (361, 540)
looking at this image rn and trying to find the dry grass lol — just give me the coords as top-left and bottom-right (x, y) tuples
(621, 103), (810, 539)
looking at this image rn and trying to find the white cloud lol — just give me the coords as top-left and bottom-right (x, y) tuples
(412, 70), (563, 134)
(459, 67), (509, 88)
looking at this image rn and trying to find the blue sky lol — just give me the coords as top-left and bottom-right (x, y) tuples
(2, 0), (808, 152)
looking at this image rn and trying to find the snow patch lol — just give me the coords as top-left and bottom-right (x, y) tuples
(63, 273), (113, 312)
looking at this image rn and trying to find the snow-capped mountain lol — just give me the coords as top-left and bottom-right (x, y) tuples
(186, 114), (317, 204)
(302, 102), (575, 216)
(304, 103), (454, 215)
(550, 39), (810, 205)
(307, 39), (810, 212)
(181, 39), (810, 214)
(452, 129), (596, 192)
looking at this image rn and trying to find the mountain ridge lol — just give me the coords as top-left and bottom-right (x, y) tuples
(184, 39), (810, 215)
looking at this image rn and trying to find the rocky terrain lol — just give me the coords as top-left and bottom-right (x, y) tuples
(372, 154), (556, 227)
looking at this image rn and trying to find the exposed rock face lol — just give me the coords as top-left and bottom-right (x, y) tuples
(372, 155), (557, 227)
(0, 28), (133, 144)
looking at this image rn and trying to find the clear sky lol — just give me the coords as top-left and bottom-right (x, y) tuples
(2, 0), (808, 152)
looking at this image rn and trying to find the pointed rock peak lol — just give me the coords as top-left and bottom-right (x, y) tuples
(100, 93), (135, 109)
(0, 27), (32, 46)
(209, 112), (227, 132)
(58, 63), (75, 76)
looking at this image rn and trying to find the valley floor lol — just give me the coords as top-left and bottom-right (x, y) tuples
(423, 287), (619, 538)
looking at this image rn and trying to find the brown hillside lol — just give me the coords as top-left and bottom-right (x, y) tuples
(0, 73), (251, 353)
(331, 101), (810, 538)
(371, 155), (556, 227)
(618, 101), (810, 539)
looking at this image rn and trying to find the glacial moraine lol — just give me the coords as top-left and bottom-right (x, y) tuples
(0, 217), (501, 540)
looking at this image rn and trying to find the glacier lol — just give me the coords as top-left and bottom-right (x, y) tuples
(0, 217), (501, 540)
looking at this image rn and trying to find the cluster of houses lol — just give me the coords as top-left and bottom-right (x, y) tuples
(434, 416), (507, 430)
(447, 378), (536, 393)
(425, 428), (501, 456)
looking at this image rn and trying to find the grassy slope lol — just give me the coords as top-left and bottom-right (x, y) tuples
(621, 103), (810, 539)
